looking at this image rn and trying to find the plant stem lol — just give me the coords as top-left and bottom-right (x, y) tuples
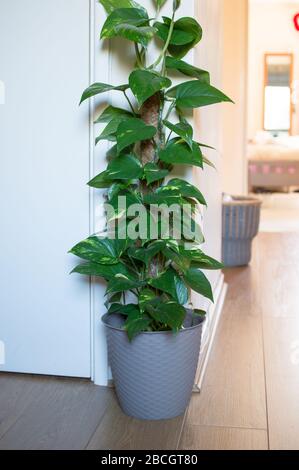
(134, 43), (143, 68)
(123, 90), (136, 116)
(164, 101), (175, 121)
(150, 10), (176, 70)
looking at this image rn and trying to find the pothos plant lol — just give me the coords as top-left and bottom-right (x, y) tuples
(70, 0), (232, 340)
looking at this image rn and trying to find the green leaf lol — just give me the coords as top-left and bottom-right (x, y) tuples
(183, 268), (214, 302)
(165, 56), (210, 83)
(125, 311), (151, 341)
(145, 300), (186, 331)
(106, 273), (143, 294)
(88, 171), (111, 189)
(69, 237), (125, 264)
(80, 82), (128, 104)
(116, 118), (156, 153)
(94, 105), (133, 124)
(155, 17), (202, 59)
(108, 303), (140, 316)
(168, 17), (202, 58)
(129, 70), (171, 108)
(139, 288), (157, 311)
(71, 261), (132, 280)
(107, 182), (130, 200)
(149, 267), (188, 305)
(184, 250), (224, 270)
(193, 309), (206, 317)
(105, 154), (143, 180)
(95, 118), (121, 144)
(167, 81), (233, 109)
(166, 178), (207, 206)
(163, 246), (190, 271)
(109, 190), (142, 220)
(143, 163), (169, 184)
(163, 119), (193, 149)
(155, 20), (194, 46)
(159, 138), (203, 168)
(101, 8), (156, 47)
(128, 240), (165, 267)
(143, 189), (183, 206)
(99, 0), (146, 14)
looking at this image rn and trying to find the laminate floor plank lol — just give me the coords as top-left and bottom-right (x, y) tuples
(0, 373), (47, 439)
(87, 393), (185, 450)
(179, 425), (268, 450)
(263, 317), (299, 450)
(0, 374), (112, 450)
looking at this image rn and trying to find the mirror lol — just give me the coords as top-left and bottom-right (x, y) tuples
(264, 53), (293, 135)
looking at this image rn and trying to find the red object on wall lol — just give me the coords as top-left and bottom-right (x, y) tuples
(294, 14), (299, 31)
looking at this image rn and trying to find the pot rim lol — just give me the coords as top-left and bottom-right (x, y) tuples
(222, 195), (262, 206)
(102, 312), (205, 335)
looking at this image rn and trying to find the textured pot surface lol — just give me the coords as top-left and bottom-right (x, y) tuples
(222, 196), (261, 267)
(102, 311), (205, 421)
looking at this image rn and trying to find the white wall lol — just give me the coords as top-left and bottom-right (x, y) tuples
(248, 0), (299, 138)
(221, 0), (248, 195)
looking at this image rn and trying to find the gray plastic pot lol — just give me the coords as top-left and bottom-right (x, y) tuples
(222, 196), (262, 267)
(102, 311), (205, 421)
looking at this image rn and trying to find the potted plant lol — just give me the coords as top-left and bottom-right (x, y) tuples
(70, 0), (232, 421)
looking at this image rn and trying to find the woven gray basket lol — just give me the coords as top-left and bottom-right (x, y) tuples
(102, 311), (204, 421)
(222, 196), (262, 267)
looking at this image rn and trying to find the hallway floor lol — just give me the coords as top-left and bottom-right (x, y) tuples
(0, 233), (299, 450)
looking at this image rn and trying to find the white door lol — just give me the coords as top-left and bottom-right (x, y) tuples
(0, 0), (91, 377)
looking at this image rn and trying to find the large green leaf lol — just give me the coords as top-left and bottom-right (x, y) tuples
(143, 188), (183, 206)
(94, 105), (133, 124)
(80, 83), (128, 105)
(95, 118), (121, 144)
(101, 8), (156, 47)
(129, 70), (171, 108)
(166, 178), (207, 206)
(167, 81), (233, 109)
(105, 154), (143, 180)
(183, 268), (214, 302)
(106, 273), (143, 294)
(109, 303), (140, 316)
(71, 261), (131, 280)
(165, 56), (210, 83)
(128, 240), (165, 267)
(155, 17), (202, 59)
(88, 171), (111, 189)
(182, 248), (224, 270)
(159, 138), (203, 168)
(149, 267), (188, 305)
(155, 19), (194, 46)
(125, 311), (151, 341)
(116, 118), (156, 153)
(143, 163), (169, 184)
(109, 190), (143, 220)
(139, 288), (156, 311)
(69, 237), (125, 264)
(99, 0), (146, 14)
(163, 119), (193, 149)
(145, 300), (186, 331)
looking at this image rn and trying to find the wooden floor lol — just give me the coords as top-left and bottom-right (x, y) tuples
(1, 233), (299, 450)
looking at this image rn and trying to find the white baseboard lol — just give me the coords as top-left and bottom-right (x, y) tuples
(193, 273), (227, 392)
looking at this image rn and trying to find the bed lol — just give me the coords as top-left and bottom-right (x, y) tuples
(248, 136), (299, 191)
